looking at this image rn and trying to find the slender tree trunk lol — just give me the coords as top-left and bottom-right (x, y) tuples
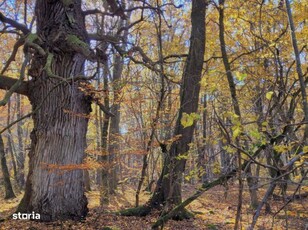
(108, 11), (129, 193)
(84, 169), (91, 192)
(99, 65), (111, 204)
(135, 11), (167, 206)
(285, 0), (308, 142)
(7, 133), (18, 183)
(95, 104), (101, 185)
(198, 94), (208, 183)
(108, 75), (121, 193)
(249, 183), (276, 230)
(95, 103), (101, 186)
(246, 165), (259, 208)
(135, 81), (164, 207)
(218, 0), (245, 227)
(0, 134), (16, 199)
(6, 99), (19, 184)
(220, 140), (232, 174)
(149, 0), (206, 213)
(98, 56), (112, 205)
(16, 94), (25, 188)
(18, 0), (91, 221)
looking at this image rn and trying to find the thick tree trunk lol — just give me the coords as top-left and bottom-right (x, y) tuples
(0, 134), (16, 199)
(149, 0), (206, 211)
(17, 0), (91, 221)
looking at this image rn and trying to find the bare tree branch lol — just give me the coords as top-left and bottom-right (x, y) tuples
(0, 12), (30, 35)
(0, 54), (30, 105)
(106, 0), (127, 19)
(0, 75), (29, 97)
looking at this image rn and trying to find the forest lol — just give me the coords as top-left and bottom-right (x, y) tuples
(0, 0), (307, 229)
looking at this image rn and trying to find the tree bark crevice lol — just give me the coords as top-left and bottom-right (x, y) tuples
(17, 0), (91, 221)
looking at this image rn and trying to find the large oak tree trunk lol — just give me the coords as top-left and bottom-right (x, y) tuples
(18, 0), (91, 221)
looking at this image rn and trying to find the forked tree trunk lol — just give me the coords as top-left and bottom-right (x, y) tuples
(17, 0), (91, 221)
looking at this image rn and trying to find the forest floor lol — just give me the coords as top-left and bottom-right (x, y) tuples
(0, 184), (307, 229)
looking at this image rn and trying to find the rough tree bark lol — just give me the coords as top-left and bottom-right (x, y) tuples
(17, 0), (91, 221)
(0, 0), (125, 222)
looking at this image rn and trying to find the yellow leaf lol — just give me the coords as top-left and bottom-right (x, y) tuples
(233, 126), (241, 139)
(235, 72), (247, 81)
(200, 77), (207, 87)
(266, 91), (274, 100)
(181, 113), (194, 128)
(180, 113), (200, 128)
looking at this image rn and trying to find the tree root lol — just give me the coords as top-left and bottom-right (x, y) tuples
(117, 205), (193, 221)
(167, 208), (193, 221)
(117, 205), (152, 217)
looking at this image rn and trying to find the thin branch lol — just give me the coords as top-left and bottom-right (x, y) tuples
(0, 54), (30, 104)
(0, 12), (30, 35)
(1, 37), (25, 75)
(83, 9), (113, 17)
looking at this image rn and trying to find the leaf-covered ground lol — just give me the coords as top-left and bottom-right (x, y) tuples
(0, 184), (307, 229)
